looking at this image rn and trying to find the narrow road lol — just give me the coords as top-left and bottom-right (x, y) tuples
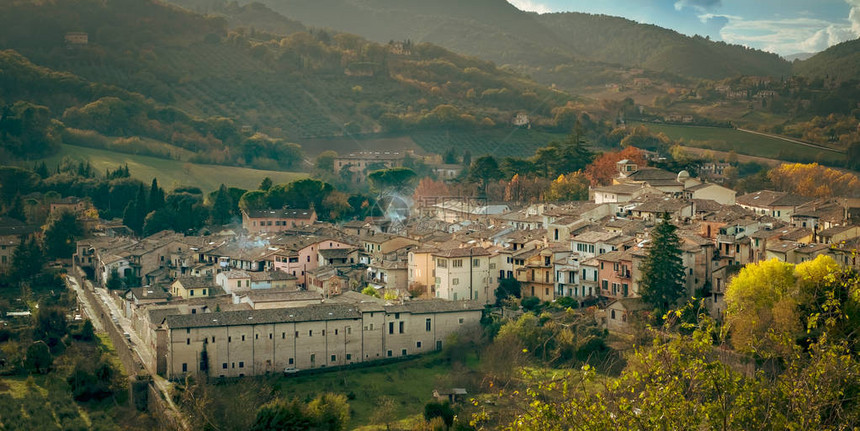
(736, 128), (845, 154)
(66, 275), (104, 332)
(68, 274), (189, 430)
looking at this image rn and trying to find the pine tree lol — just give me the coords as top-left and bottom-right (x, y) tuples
(212, 184), (233, 225)
(639, 212), (686, 316)
(6, 193), (26, 222)
(44, 211), (83, 259)
(11, 236), (44, 281)
(259, 177), (273, 191)
(149, 179), (165, 212)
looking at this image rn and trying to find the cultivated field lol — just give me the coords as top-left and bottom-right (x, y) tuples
(40, 145), (306, 192)
(640, 123), (846, 164)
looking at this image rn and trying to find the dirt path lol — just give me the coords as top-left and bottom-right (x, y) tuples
(736, 128), (845, 154)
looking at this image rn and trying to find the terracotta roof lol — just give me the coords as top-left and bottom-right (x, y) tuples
(245, 208), (315, 219)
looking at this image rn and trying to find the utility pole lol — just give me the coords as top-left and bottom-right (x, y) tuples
(469, 247), (473, 301)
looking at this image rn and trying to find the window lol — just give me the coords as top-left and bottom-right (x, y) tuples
(212, 336), (215, 343)
(186, 338), (190, 345)
(310, 354), (315, 363)
(346, 326), (351, 335)
(399, 321), (404, 334)
(182, 363), (187, 372)
(241, 335), (245, 341)
(228, 336), (232, 343)
(611, 310), (616, 319)
(222, 363), (227, 369)
(387, 350), (393, 357)
(452, 278), (459, 285)
(335, 329), (338, 335)
(452, 259), (463, 268)
(255, 334), (258, 340)
(388, 322), (394, 334)
(331, 355), (337, 362)
(187, 328), (191, 334)
(473, 259), (480, 267)
(269, 333), (272, 339)
(402, 349), (407, 356)
(309, 330), (313, 337)
(322, 330), (326, 336)
(289, 358), (294, 365)
(426, 318), (431, 331)
(417, 341), (422, 348)
(282, 332), (285, 339)
(602, 280), (608, 290)
(239, 361), (244, 368)
(394, 313), (400, 319)
(346, 353), (352, 360)
(458, 318), (464, 324)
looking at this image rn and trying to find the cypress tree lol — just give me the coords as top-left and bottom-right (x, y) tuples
(212, 184), (233, 225)
(149, 179), (165, 212)
(639, 212), (687, 316)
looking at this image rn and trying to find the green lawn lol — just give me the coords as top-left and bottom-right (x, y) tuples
(39, 145), (307, 192)
(410, 128), (566, 158)
(269, 353), (462, 428)
(639, 123), (846, 164)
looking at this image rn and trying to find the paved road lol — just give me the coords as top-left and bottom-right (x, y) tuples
(737, 128), (845, 154)
(66, 275), (104, 332)
(68, 274), (189, 430)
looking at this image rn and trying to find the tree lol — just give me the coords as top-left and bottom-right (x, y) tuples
(767, 163), (860, 198)
(461, 150), (472, 167)
(211, 184), (234, 225)
(639, 213), (686, 316)
(423, 401), (455, 428)
(496, 278), (521, 305)
(149, 178), (165, 212)
(584, 146), (647, 186)
(413, 178), (450, 205)
(6, 193), (26, 222)
(10, 236), (43, 281)
(307, 393), (350, 431)
(25, 341), (52, 374)
(725, 258), (798, 355)
(43, 210), (82, 259)
(239, 190), (268, 214)
(468, 156), (503, 197)
(34, 307), (68, 352)
(259, 177), (273, 191)
(371, 396), (397, 431)
(251, 398), (313, 431)
(67, 356), (115, 401)
(545, 172), (589, 202)
(362, 286), (381, 298)
(315, 151), (338, 173)
(367, 167), (417, 192)
(106, 268), (124, 290)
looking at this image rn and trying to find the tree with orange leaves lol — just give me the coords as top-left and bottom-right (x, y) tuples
(584, 146), (648, 186)
(412, 177), (450, 207)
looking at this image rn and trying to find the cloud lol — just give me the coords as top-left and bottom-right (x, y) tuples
(674, 0), (722, 12)
(713, 15), (857, 54)
(849, 0), (860, 35)
(507, 0), (553, 14)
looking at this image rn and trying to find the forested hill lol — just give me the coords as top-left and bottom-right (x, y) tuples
(179, 0), (793, 84)
(0, 0), (574, 164)
(793, 38), (860, 83)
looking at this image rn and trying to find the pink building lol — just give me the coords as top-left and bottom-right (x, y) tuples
(270, 238), (356, 288)
(242, 209), (317, 234)
(596, 250), (638, 299)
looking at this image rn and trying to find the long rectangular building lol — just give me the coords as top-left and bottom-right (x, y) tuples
(156, 300), (482, 379)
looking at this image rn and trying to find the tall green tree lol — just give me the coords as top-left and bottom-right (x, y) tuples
(468, 156), (503, 197)
(6, 193), (26, 222)
(10, 236), (43, 281)
(639, 212), (686, 316)
(149, 178), (165, 212)
(44, 211), (82, 259)
(367, 167), (417, 192)
(211, 184), (233, 225)
(251, 398), (313, 431)
(259, 177), (273, 191)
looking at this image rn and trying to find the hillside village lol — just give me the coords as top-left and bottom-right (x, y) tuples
(4, 157), (857, 382)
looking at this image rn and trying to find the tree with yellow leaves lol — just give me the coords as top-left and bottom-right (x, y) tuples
(545, 171), (589, 202)
(767, 163), (860, 198)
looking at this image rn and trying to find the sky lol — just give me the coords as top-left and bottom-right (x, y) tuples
(507, 0), (860, 56)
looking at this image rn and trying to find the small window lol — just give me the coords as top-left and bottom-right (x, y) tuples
(331, 355), (336, 362)
(239, 361), (244, 368)
(222, 363), (227, 369)
(417, 341), (422, 348)
(282, 332), (286, 339)
(295, 331), (299, 338)
(289, 358), (294, 364)
(212, 336), (215, 343)
(399, 321), (404, 334)
(310, 354), (316, 362)
(228, 336), (232, 343)
(269, 333), (272, 339)
(255, 334), (258, 340)
(387, 350), (392, 357)
(309, 330), (313, 337)
(426, 318), (431, 331)
(458, 318), (464, 324)
(322, 330), (326, 336)
(346, 353), (352, 360)
(186, 338), (190, 345)
(401, 349), (407, 356)
(388, 322), (394, 334)
(335, 329), (338, 335)
(182, 363), (187, 372)
(241, 335), (245, 341)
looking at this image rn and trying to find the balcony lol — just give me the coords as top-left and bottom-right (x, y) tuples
(616, 270), (631, 279)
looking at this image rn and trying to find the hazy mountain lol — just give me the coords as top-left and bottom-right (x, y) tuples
(784, 52), (816, 62)
(793, 39), (860, 83)
(0, 0), (570, 140)
(198, 0), (792, 84)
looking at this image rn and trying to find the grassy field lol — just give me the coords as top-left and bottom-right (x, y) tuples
(639, 122), (846, 164)
(410, 128), (566, 158)
(38, 145), (307, 192)
(270, 353), (460, 428)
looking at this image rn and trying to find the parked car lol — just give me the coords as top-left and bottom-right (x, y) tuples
(283, 367), (299, 375)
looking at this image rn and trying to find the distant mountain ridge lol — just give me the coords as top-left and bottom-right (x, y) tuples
(793, 38), (860, 82)
(171, 0), (793, 85)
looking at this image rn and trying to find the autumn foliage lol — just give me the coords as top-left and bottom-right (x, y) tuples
(767, 162), (860, 198)
(584, 146), (648, 186)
